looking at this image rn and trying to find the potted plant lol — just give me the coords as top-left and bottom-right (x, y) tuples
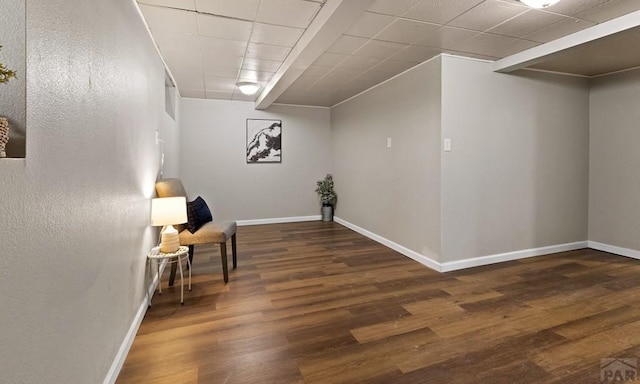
(0, 45), (15, 158)
(0, 45), (16, 84)
(315, 174), (337, 222)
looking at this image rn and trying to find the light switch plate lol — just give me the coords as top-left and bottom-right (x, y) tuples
(444, 138), (451, 151)
(386, 137), (392, 148)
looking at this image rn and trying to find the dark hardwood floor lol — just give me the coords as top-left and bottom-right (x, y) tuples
(116, 222), (640, 383)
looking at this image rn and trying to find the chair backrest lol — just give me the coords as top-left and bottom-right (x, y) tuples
(155, 178), (188, 232)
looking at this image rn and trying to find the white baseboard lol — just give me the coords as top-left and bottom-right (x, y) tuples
(103, 258), (167, 384)
(588, 241), (640, 260)
(440, 241), (589, 272)
(334, 216), (442, 272)
(237, 215), (321, 226)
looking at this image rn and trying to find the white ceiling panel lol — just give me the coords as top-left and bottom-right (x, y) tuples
(403, 0), (486, 24)
(356, 39), (408, 58)
(137, 0), (640, 108)
(140, 5), (198, 34)
(448, 0), (527, 31)
(375, 18), (440, 44)
(327, 35), (370, 54)
(256, 0), (322, 28)
(138, 0), (196, 11)
(241, 57), (282, 72)
(488, 9), (568, 38)
(345, 12), (396, 38)
(196, 13), (253, 40)
(251, 23), (304, 47)
(524, 17), (596, 43)
(245, 42), (291, 61)
(196, 0), (260, 20)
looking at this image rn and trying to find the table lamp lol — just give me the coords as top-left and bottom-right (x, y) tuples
(151, 197), (187, 253)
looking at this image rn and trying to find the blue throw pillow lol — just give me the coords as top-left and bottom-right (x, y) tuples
(186, 196), (213, 233)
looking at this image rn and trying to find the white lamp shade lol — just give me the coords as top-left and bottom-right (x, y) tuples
(151, 197), (187, 227)
(520, 0), (561, 8)
(237, 82), (260, 95)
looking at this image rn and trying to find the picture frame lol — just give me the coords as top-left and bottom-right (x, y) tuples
(246, 118), (282, 163)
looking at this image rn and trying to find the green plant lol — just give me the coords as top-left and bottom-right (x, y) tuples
(315, 174), (337, 207)
(0, 45), (16, 84)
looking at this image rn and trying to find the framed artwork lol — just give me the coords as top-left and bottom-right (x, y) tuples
(246, 119), (282, 163)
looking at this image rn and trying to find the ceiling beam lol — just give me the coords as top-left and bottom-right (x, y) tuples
(254, 0), (376, 110)
(494, 9), (640, 73)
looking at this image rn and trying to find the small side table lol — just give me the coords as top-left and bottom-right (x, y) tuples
(147, 245), (191, 305)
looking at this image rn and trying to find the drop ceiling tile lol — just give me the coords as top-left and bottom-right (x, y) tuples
(337, 55), (383, 70)
(232, 92), (260, 101)
(204, 75), (237, 91)
(251, 23), (304, 47)
(496, 37), (540, 57)
(203, 66), (240, 78)
(545, 0), (610, 17)
(371, 59), (416, 73)
(524, 18), (596, 43)
(368, 0), (423, 17)
(256, 0), (321, 28)
(196, 0), (260, 20)
(181, 89), (206, 98)
(448, 0), (527, 32)
(196, 13), (252, 40)
(317, 67), (362, 86)
(205, 90), (233, 100)
(201, 53), (244, 69)
(403, 0), (485, 24)
(286, 73), (322, 91)
(239, 69), (275, 82)
(356, 39), (408, 58)
(138, 0), (196, 11)
(450, 32), (519, 57)
(241, 58), (282, 72)
(375, 18), (440, 44)
(313, 52), (349, 66)
(246, 42), (291, 61)
(584, 29), (640, 61)
(173, 70), (205, 89)
(327, 35), (370, 55)
(577, 0), (640, 23)
(444, 49), (499, 60)
(345, 12), (396, 38)
(392, 45), (441, 62)
(200, 36), (248, 57)
(139, 4), (197, 34)
(488, 9), (568, 38)
(416, 26), (478, 49)
(304, 65), (333, 77)
(531, 51), (638, 76)
(152, 30), (200, 53)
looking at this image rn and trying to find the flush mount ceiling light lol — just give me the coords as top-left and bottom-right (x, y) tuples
(237, 82), (260, 96)
(520, 0), (561, 8)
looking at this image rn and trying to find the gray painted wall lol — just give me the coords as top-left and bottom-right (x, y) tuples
(331, 58), (442, 261)
(589, 68), (640, 250)
(179, 99), (331, 221)
(0, 0), (177, 382)
(441, 55), (590, 262)
(0, 0), (26, 157)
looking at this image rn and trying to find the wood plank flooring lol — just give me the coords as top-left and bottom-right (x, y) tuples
(116, 222), (640, 383)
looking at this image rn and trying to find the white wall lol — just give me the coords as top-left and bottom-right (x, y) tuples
(179, 99), (331, 221)
(441, 55), (590, 262)
(0, 0), (177, 382)
(589, 68), (640, 251)
(0, 0), (26, 157)
(331, 58), (442, 261)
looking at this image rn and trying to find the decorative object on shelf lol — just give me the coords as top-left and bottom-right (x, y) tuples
(0, 117), (8, 158)
(315, 174), (337, 222)
(519, 0), (560, 9)
(0, 45), (16, 84)
(151, 196), (188, 253)
(246, 119), (282, 163)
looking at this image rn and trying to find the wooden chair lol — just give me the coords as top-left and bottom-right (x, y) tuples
(155, 178), (237, 284)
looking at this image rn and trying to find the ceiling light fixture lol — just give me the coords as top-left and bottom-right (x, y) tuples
(520, 0), (561, 8)
(237, 82), (260, 96)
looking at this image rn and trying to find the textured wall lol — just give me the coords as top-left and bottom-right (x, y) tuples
(589, 68), (640, 250)
(0, 0), (26, 157)
(0, 0), (176, 382)
(331, 58), (442, 261)
(441, 55), (589, 262)
(179, 99), (331, 221)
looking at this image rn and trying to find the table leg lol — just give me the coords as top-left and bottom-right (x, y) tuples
(157, 259), (162, 295)
(187, 255), (192, 291)
(178, 256), (184, 304)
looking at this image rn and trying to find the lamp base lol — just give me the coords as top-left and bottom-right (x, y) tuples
(160, 225), (180, 253)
